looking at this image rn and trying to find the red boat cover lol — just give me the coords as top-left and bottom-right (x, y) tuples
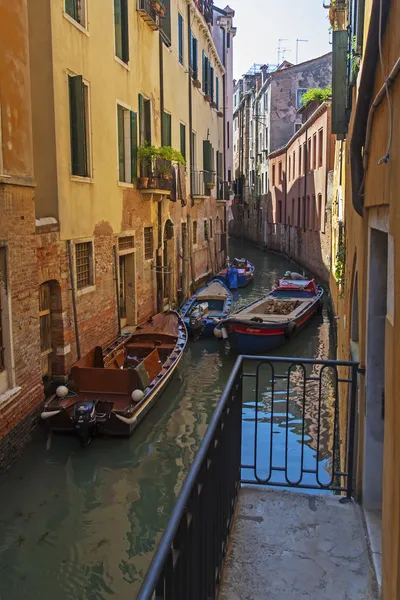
(276, 279), (318, 295)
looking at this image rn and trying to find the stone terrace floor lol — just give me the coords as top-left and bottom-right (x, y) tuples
(219, 487), (378, 600)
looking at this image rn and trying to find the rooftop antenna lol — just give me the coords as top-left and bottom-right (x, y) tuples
(296, 39), (308, 63)
(276, 38), (288, 64)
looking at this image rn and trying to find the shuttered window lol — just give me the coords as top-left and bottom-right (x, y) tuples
(190, 33), (198, 79)
(65, 0), (86, 26)
(204, 220), (209, 242)
(203, 140), (212, 172)
(117, 105), (138, 183)
(180, 123), (186, 160)
(210, 67), (214, 102)
(75, 242), (94, 289)
(160, 0), (171, 46)
(178, 13), (184, 64)
(162, 112), (172, 147)
(69, 75), (89, 177)
(216, 76), (219, 109)
(114, 0), (129, 63)
(209, 219), (213, 239)
(202, 52), (208, 94)
(139, 94), (152, 145)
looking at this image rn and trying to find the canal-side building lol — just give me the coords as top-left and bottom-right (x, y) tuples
(0, 0), (44, 469)
(231, 53), (332, 247)
(267, 100), (334, 282)
(329, 0), (400, 593)
(0, 0), (234, 471)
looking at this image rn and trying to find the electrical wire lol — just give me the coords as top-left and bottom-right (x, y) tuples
(378, 0), (392, 164)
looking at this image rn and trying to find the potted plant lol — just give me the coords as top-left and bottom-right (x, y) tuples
(137, 144), (159, 188)
(211, 101), (217, 109)
(193, 79), (202, 89)
(206, 181), (216, 190)
(217, 110), (223, 118)
(205, 94), (212, 103)
(151, 0), (167, 17)
(158, 146), (186, 167)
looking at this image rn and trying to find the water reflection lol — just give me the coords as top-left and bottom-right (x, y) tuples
(0, 240), (335, 599)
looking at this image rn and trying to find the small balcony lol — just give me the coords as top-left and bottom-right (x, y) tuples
(191, 169), (215, 202)
(137, 0), (159, 30)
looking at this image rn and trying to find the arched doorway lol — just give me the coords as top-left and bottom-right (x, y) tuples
(163, 219), (174, 308)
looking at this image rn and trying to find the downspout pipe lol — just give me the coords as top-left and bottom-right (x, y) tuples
(157, 34), (164, 312)
(67, 240), (81, 360)
(187, 4), (193, 205)
(350, 0), (390, 216)
(303, 127), (308, 231)
(222, 26), (227, 201)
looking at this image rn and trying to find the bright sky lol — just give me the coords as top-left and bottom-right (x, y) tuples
(230, 0), (332, 80)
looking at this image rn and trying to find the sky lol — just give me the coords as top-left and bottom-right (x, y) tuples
(230, 0), (332, 80)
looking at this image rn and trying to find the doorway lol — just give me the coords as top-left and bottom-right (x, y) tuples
(118, 238), (136, 327)
(163, 220), (174, 308)
(39, 280), (63, 392)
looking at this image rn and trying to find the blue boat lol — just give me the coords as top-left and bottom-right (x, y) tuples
(180, 279), (233, 338)
(214, 275), (323, 353)
(217, 258), (255, 288)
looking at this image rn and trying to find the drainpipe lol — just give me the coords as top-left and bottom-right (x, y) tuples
(221, 25), (228, 254)
(187, 4), (193, 205)
(303, 126), (308, 232)
(67, 240), (80, 360)
(285, 149), (288, 255)
(157, 34), (164, 312)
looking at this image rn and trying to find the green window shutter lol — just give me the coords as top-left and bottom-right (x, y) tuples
(69, 75), (87, 177)
(144, 99), (151, 143)
(202, 51), (206, 92)
(160, 0), (171, 46)
(216, 76), (219, 109)
(130, 111), (138, 183)
(193, 37), (198, 80)
(210, 66), (214, 101)
(138, 93), (144, 144)
(332, 30), (349, 135)
(162, 112), (171, 146)
(117, 105), (125, 181)
(121, 0), (129, 63)
(190, 30), (193, 73)
(203, 140), (211, 172)
(178, 13), (183, 64)
(180, 123), (186, 160)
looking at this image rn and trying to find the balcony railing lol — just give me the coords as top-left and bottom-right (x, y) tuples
(137, 0), (159, 30)
(191, 170), (215, 197)
(194, 0), (214, 24)
(137, 355), (359, 599)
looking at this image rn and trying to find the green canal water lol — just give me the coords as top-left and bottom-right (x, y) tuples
(0, 241), (334, 600)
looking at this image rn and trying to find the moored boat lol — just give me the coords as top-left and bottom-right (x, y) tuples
(180, 279), (233, 337)
(41, 311), (187, 445)
(214, 276), (323, 353)
(217, 257), (255, 288)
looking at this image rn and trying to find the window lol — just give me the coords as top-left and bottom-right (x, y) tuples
(209, 219), (213, 238)
(317, 194), (322, 230)
(68, 75), (90, 178)
(178, 13), (184, 64)
(65, 0), (86, 27)
(278, 161), (282, 182)
(202, 51), (208, 94)
(303, 142), (307, 173)
(181, 222), (187, 241)
(265, 127), (268, 153)
(293, 152), (296, 179)
(162, 111), (172, 146)
(75, 242), (94, 290)
(117, 105), (138, 183)
(264, 92), (268, 111)
(191, 131), (196, 168)
(298, 146), (302, 176)
(180, 123), (186, 160)
(294, 123), (302, 133)
(307, 138), (311, 172)
(272, 164), (275, 186)
(278, 201), (282, 223)
(288, 156), (291, 181)
(190, 33), (198, 79)
(204, 220), (209, 241)
(139, 94), (151, 145)
(292, 198), (295, 224)
(312, 133), (317, 170)
(216, 76), (219, 109)
(296, 88), (307, 108)
(227, 122), (230, 149)
(160, 0), (171, 46)
(144, 227), (154, 260)
(118, 235), (134, 251)
(227, 32), (231, 48)
(234, 94), (237, 107)
(193, 221), (198, 245)
(318, 129), (323, 167)
(114, 0), (129, 63)
(228, 169), (231, 182)
(297, 197), (301, 227)
(306, 195), (311, 228)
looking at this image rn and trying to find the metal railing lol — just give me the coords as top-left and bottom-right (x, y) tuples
(137, 0), (159, 29)
(191, 170), (215, 197)
(137, 355), (359, 599)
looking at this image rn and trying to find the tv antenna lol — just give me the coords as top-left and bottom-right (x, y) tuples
(296, 39), (308, 63)
(276, 39), (289, 64)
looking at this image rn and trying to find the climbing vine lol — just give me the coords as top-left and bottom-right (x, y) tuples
(335, 238), (346, 297)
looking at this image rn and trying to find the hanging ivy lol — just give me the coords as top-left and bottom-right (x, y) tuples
(335, 238), (346, 297)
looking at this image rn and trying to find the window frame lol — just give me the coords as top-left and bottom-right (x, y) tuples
(296, 88), (307, 108)
(204, 219), (209, 242)
(68, 73), (92, 180)
(64, 0), (87, 30)
(117, 102), (138, 185)
(114, 0), (129, 64)
(74, 239), (95, 295)
(144, 226), (154, 261)
(178, 13), (184, 65)
(318, 128), (324, 168)
(192, 220), (198, 246)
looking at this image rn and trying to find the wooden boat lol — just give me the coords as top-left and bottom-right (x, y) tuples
(214, 277), (323, 353)
(41, 311), (187, 445)
(217, 257), (255, 288)
(180, 279), (233, 337)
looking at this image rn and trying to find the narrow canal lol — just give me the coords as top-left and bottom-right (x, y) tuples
(0, 240), (334, 600)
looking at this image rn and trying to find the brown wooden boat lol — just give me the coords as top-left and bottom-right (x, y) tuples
(41, 311), (187, 445)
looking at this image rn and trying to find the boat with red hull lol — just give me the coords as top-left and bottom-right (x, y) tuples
(214, 277), (323, 354)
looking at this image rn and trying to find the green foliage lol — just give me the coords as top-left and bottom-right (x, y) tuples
(138, 144), (186, 170)
(301, 86), (332, 107)
(335, 239), (346, 297)
(158, 146), (186, 166)
(138, 144), (159, 166)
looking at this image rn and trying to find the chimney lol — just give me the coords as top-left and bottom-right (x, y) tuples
(260, 64), (269, 84)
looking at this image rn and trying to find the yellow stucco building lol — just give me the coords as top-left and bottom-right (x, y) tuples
(330, 0), (400, 594)
(27, 0), (233, 377)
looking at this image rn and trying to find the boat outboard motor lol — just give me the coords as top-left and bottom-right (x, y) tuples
(72, 400), (97, 446)
(189, 307), (205, 339)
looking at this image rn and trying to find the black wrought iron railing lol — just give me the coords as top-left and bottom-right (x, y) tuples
(137, 355), (359, 599)
(191, 170), (216, 197)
